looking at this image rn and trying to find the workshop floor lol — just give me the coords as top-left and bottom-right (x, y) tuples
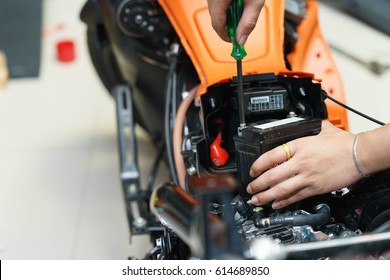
(0, 0), (389, 259)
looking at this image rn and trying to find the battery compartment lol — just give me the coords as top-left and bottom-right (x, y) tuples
(197, 73), (327, 174)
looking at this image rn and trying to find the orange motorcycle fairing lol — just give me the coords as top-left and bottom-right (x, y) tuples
(288, 0), (348, 130)
(157, 0), (288, 95)
(158, 0), (348, 130)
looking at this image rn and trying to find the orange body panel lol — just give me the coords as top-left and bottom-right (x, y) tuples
(158, 0), (348, 130)
(288, 0), (348, 130)
(157, 0), (288, 93)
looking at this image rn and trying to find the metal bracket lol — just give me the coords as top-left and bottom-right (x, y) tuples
(113, 85), (150, 235)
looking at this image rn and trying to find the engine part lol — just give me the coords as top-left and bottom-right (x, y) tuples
(257, 204), (331, 228)
(150, 182), (203, 256)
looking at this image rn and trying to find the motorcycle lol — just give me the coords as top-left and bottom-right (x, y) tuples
(80, 0), (390, 259)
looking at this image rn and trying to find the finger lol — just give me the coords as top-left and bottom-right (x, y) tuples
(236, 0), (265, 45)
(250, 174), (305, 206)
(247, 159), (297, 195)
(207, 0), (232, 42)
(250, 143), (295, 177)
(271, 187), (315, 209)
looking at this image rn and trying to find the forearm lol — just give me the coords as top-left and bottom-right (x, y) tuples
(358, 123), (390, 175)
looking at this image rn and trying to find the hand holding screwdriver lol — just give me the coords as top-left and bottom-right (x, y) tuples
(207, 0), (265, 45)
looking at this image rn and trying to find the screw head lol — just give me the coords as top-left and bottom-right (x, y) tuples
(133, 217), (147, 228)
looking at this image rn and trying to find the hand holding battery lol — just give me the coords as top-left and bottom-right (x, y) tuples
(247, 121), (361, 209)
(224, 2), (357, 209)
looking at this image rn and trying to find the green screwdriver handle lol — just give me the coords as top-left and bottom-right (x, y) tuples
(227, 0), (247, 60)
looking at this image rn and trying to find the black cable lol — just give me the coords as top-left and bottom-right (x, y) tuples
(322, 91), (385, 126)
(164, 43), (180, 185)
(170, 59), (178, 180)
(171, 58), (178, 127)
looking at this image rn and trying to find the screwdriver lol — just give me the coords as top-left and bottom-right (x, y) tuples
(227, 0), (247, 130)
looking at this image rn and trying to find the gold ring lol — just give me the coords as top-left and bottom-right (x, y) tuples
(282, 144), (292, 161)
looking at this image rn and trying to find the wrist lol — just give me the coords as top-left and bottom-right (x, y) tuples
(356, 131), (381, 176)
(353, 133), (370, 178)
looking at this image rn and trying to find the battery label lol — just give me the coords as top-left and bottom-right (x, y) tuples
(254, 117), (304, 129)
(251, 96), (270, 103)
(249, 94), (284, 112)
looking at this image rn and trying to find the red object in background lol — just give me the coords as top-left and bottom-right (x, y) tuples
(210, 132), (229, 167)
(56, 40), (75, 62)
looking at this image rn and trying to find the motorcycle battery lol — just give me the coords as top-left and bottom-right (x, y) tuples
(234, 117), (322, 200)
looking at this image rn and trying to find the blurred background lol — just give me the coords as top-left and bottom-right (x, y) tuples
(0, 0), (389, 259)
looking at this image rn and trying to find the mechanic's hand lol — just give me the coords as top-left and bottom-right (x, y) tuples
(247, 121), (362, 209)
(207, 0), (265, 45)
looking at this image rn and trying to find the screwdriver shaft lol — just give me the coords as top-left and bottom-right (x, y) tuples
(237, 59), (245, 128)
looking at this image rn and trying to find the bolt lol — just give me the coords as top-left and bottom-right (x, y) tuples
(133, 217), (147, 229)
(299, 87), (306, 97)
(210, 97), (216, 109)
(122, 111), (131, 125)
(134, 15), (144, 25)
(147, 25), (155, 32)
(187, 165), (197, 175)
(288, 111), (297, 118)
(128, 184), (138, 194)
